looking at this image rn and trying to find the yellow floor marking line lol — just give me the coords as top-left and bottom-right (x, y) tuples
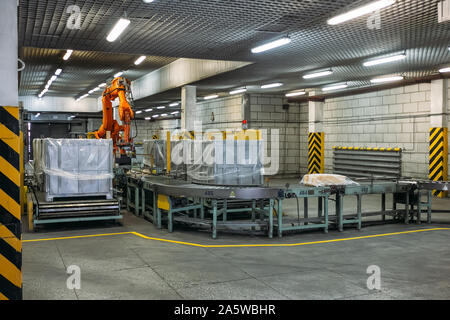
(22, 228), (450, 248)
(23, 232), (134, 243)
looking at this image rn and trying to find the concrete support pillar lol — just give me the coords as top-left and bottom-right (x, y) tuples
(0, 1), (22, 300)
(307, 92), (325, 174)
(0, 0), (18, 106)
(308, 92), (324, 133)
(181, 86), (197, 132)
(429, 79), (448, 197)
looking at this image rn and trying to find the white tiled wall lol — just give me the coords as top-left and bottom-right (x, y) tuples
(323, 83), (432, 179)
(248, 94), (309, 176)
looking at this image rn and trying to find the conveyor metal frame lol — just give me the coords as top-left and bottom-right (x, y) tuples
(29, 188), (122, 231)
(126, 173), (448, 239)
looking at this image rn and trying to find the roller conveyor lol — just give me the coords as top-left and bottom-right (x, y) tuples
(141, 175), (283, 200)
(28, 190), (122, 230)
(132, 173), (448, 238)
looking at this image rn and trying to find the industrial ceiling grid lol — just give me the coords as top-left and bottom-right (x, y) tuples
(18, 0), (450, 100)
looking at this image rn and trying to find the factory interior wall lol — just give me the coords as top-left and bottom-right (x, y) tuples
(323, 82), (440, 180)
(81, 81), (449, 181)
(248, 94), (309, 177)
(196, 95), (243, 130)
(133, 119), (181, 143)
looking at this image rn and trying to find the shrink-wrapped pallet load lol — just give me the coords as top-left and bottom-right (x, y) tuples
(33, 138), (114, 201)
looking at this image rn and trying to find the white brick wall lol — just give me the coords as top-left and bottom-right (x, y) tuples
(133, 119), (180, 143)
(196, 95), (243, 130)
(248, 94), (308, 176)
(323, 83), (432, 179)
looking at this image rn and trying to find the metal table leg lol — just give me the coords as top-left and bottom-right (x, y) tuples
(324, 196), (329, 233)
(405, 192), (410, 224)
(268, 198), (274, 238)
(357, 194), (362, 230)
(168, 198), (173, 233)
(135, 186), (140, 216)
(304, 198), (309, 225)
(318, 197), (323, 218)
(223, 200), (227, 222)
(200, 198), (205, 219)
(259, 200), (264, 221)
(417, 190), (422, 224)
(251, 200), (256, 222)
(126, 184), (131, 211)
(278, 199), (283, 238)
(427, 190), (432, 224)
(157, 207), (162, 229)
(212, 199), (218, 239)
(141, 188), (146, 218)
(337, 195), (344, 232)
(153, 190), (157, 225)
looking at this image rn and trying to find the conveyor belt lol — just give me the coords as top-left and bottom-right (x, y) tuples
(141, 175), (283, 200)
(33, 191), (121, 221)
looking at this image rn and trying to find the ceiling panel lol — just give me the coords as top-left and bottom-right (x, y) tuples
(19, 47), (177, 97)
(18, 0), (450, 103)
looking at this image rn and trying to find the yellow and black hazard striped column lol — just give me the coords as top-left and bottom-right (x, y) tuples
(0, 106), (22, 300)
(308, 132), (325, 174)
(429, 127), (448, 198)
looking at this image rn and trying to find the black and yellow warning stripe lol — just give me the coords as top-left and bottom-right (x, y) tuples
(333, 146), (401, 152)
(429, 127), (448, 198)
(308, 132), (324, 174)
(0, 106), (22, 300)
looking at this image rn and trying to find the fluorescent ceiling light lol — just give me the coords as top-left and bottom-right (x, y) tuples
(261, 83), (283, 89)
(92, 87), (100, 92)
(47, 79), (53, 85)
(106, 18), (131, 42)
(50, 75), (57, 81)
(251, 37), (291, 54)
(322, 84), (348, 91)
(114, 71), (124, 78)
(169, 102), (179, 107)
(55, 68), (62, 76)
(145, 117), (151, 120)
(88, 89), (95, 94)
(285, 91), (306, 97)
(35, 113), (40, 117)
(370, 76), (404, 83)
(363, 54), (406, 67)
(145, 108), (153, 112)
(156, 106), (165, 109)
(136, 111), (143, 114)
(143, 0), (155, 3)
(171, 111), (179, 115)
(45, 84), (50, 89)
(303, 70), (333, 79)
(134, 56), (146, 65)
(153, 115), (159, 118)
(229, 88), (247, 95)
(99, 83), (107, 87)
(204, 95), (219, 100)
(327, 0), (396, 25)
(63, 49), (73, 60)
(42, 88), (48, 93)
(439, 67), (450, 73)
(161, 113), (168, 116)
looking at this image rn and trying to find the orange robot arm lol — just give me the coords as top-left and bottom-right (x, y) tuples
(94, 76), (134, 153)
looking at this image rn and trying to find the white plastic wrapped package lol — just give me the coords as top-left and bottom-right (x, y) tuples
(301, 174), (359, 187)
(33, 138), (114, 201)
(185, 135), (264, 186)
(143, 140), (167, 173)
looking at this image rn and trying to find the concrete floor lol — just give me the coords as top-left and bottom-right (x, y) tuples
(22, 188), (450, 300)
